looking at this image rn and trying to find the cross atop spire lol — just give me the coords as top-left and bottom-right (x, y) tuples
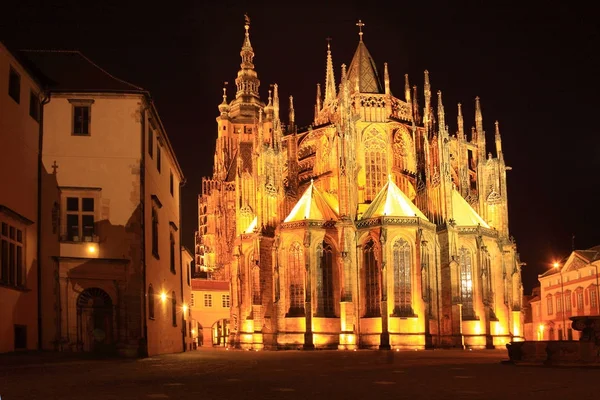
(356, 20), (365, 41)
(326, 37), (332, 50)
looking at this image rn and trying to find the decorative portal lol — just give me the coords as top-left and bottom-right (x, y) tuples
(76, 287), (113, 352)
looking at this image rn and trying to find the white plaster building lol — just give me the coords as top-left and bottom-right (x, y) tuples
(14, 49), (187, 356)
(0, 42), (44, 353)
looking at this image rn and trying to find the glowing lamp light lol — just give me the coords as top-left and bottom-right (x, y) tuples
(87, 244), (97, 254)
(191, 329), (196, 335)
(553, 262), (559, 269)
(182, 303), (188, 314)
(160, 291), (167, 302)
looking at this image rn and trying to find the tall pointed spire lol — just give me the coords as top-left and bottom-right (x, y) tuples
(314, 83), (322, 121)
(457, 103), (464, 139)
(347, 19), (383, 94)
(423, 70), (431, 126)
(437, 90), (446, 133)
(475, 96), (485, 158)
(324, 38), (337, 104)
(288, 95), (295, 129)
(495, 120), (503, 159)
(404, 74), (411, 103)
(235, 14), (260, 99)
(384, 63), (390, 95)
(412, 85), (420, 124)
(273, 83), (280, 123)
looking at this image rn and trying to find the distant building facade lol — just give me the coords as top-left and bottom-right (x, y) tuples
(181, 246), (196, 350)
(190, 279), (230, 347)
(0, 43), (44, 353)
(529, 246), (600, 341)
(0, 45), (187, 356)
(196, 18), (525, 350)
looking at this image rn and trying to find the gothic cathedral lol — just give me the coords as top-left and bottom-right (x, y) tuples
(196, 17), (524, 350)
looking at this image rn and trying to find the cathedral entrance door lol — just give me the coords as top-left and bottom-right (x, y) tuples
(76, 288), (114, 353)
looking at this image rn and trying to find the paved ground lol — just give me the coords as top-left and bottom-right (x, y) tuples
(0, 348), (597, 399)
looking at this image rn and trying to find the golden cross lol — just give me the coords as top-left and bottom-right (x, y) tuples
(326, 37), (332, 49)
(244, 13), (250, 26)
(356, 19), (365, 34)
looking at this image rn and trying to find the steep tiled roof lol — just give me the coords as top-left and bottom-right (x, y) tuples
(18, 50), (145, 93)
(347, 41), (383, 94)
(451, 190), (489, 228)
(361, 176), (428, 220)
(284, 180), (338, 222)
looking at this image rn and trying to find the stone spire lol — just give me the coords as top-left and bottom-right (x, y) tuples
(218, 83), (229, 115)
(314, 83), (322, 121)
(475, 97), (486, 158)
(324, 38), (336, 105)
(495, 120), (503, 159)
(404, 74), (411, 103)
(457, 103), (464, 140)
(347, 20), (384, 94)
(384, 63), (390, 95)
(423, 70), (431, 126)
(235, 14), (260, 100)
(437, 90), (446, 134)
(288, 95), (295, 129)
(273, 83), (280, 123)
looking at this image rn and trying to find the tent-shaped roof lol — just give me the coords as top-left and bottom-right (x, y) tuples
(451, 190), (489, 228)
(361, 177), (428, 220)
(284, 180), (338, 222)
(347, 40), (383, 94)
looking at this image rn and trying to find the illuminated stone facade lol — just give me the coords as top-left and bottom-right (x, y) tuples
(197, 18), (524, 350)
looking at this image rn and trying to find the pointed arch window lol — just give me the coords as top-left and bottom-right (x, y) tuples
(287, 242), (305, 316)
(148, 285), (155, 320)
(364, 239), (380, 317)
(171, 291), (177, 327)
(421, 242), (432, 316)
(317, 241), (335, 317)
(364, 129), (387, 202)
(459, 247), (475, 319)
(393, 239), (412, 316)
(251, 266), (261, 305)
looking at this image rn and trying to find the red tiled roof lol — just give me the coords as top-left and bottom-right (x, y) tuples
(191, 279), (229, 291)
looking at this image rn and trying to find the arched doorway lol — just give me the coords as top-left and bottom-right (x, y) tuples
(212, 319), (230, 347)
(76, 288), (114, 353)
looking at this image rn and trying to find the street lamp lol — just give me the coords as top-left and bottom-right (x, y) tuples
(554, 262), (567, 339)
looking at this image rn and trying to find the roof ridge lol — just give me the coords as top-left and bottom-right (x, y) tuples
(21, 49), (145, 92)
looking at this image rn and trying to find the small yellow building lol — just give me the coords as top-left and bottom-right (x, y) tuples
(190, 279), (230, 347)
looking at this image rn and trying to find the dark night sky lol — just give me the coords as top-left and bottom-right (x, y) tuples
(2, 1), (598, 293)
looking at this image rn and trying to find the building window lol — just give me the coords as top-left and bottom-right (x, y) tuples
(8, 67), (20, 104)
(190, 293), (194, 307)
(148, 285), (155, 319)
(71, 102), (92, 136)
(556, 295), (562, 313)
(170, 171), (174, 196)
(172, 291), (177, 327)
(364, 129), (387, 202)
(222, 294), (230, 308)
(157, 145), (162, 173)
(393, 238), (412, 317)
(204, 293), (212, 307)
(316, 241), (335, 317)
(29, 91), (40, 122)
(591, 289), (598, 308)
(577, 290), (584, 310)
(64, 196), (95, 242)
(547, 295), (553, 315)
(148, 127), (154, 159)
(251, 266), (261, 305)
(564, 291), (571, 312)
(169, 233), (176, 273)
(363, 239), (380, 317)
(287, 242), (305, 316)
(151, 208), (159, 259)
(0, 221), (25, 288)
(459, 247), (475, 319)
(187, 262), (191, 286)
